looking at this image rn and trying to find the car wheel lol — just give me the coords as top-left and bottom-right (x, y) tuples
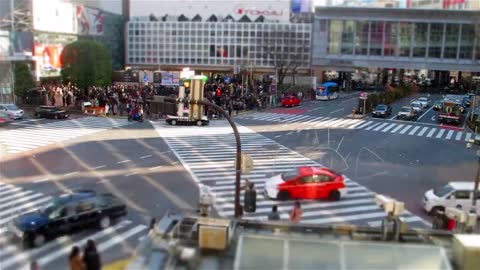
(196, 120), (203, 126)
(429, 206), (445, 216)
(34, 113), (39, 118)
(329, 190), (341, 201)
(171, 120), (177, 126)
(99, 216), (111, 229)
(32, 233), (46, 247)
(277, 191), (291, 201)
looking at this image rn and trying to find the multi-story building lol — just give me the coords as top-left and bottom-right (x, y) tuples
(406, 0), (479, 10)
(125, 0), (312, 76)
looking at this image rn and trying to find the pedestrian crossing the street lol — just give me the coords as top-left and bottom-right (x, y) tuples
(152, 121), (429, 228)
(0, 181), (147, 270)
(0, 117), (133, 155)
(236, 112), (472, 142)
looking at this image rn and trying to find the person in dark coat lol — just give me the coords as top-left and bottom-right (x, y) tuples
(83, 239), (101, 270)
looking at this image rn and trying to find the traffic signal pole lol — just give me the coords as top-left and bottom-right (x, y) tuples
(165, 97), (243, 218)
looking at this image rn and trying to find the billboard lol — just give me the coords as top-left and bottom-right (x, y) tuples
(130, 0), (291, 23)
(11, 32), (34, 60)
(0, 31), (9, 59)
(76, 5), (106, 36)
(291, 0), (312, 13)
(33, 0), (77, 34)
(34, 33), (77, 78)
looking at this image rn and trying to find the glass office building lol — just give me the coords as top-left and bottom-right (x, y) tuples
(313, 7), (480, 72)
(125, 21), (312, 71)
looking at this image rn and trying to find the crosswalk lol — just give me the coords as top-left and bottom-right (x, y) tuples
(152, 120), (429, 228)
(0, 182), (147, 270)
(236, 112), (472, 142)
(0, 117), (133, 154)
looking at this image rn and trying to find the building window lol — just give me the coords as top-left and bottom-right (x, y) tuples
(429, 23), (443, 58)
(413, 23), (428, 57)
(398, 22), (412, 57)
(355, 21), (369, 55)
(327, 20), (342, 54)
(341, 20), (355, 55)
(369, 21), (383, 56)
(444, 24), (459, 59)
(384, 22), (398, 57)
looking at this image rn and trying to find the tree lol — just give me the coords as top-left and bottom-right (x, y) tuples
(14, 62), (36, 99)
(60, 40), (112, 91)
(260, 25), (307, 87)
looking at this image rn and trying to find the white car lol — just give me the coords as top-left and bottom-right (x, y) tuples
(416, 97), (431, 108)
(411, 101), (423, 113)
(423, 182), (480, 214)
(0, 104), (24, 120)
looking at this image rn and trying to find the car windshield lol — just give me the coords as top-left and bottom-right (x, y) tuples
(281, 171), (299, 181)
(5, 105), (18, 110)
(39, 196), (66, 215)
(375, 105), (386, 110)
(418, 98), (427, 102)
(400, 107), (411, 112)
(433, 184), (455, 197)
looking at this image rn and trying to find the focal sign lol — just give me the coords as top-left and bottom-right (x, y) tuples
(236, 8), (284, 17)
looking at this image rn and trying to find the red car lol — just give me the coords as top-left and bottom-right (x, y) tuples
(264, 166), (347, 201)
(281, 95), (301, 107)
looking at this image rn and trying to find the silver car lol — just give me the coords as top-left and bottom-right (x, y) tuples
(411, 101), (423, 113)
(0, 104), (24, 120)
(416, 97), (431, 108)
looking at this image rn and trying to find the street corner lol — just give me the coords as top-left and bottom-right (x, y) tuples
(270, 107), (307, 115)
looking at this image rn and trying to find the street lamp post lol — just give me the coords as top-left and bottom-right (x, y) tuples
(165, 97), (243, 218)
(466, 142), (480, 209)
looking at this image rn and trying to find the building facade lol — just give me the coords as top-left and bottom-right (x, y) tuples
(125, 21), (311, 72)
(312, 7), (480, 72)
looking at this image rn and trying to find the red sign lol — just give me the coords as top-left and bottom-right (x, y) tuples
(236, 8), (284, 17)
(443, 0), (466, 8)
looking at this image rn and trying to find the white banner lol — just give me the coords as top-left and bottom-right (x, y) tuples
(33, 0), (77, 34)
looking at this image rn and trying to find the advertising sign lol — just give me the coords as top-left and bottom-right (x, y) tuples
(11, 32), (34, 60)
(76, 5), (106, 36)
(33, 33), (77, 78)
(0, 31), (9, 59)
(161, 72), (180, 85)
(291, 0), (312, 13)
(33, 0), (77, 34)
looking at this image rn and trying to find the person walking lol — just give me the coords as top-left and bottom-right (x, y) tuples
(69, 246), (86, 270)
(290, 201), (303, 224)
(268, 205), (281, 221)
(83, 239), (101, 270)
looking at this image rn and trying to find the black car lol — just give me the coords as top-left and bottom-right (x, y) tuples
(372, 104), (392, 118)
(7, 190), (127, 247)
(34, 106), (69, 119)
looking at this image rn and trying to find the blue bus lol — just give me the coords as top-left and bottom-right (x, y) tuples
(316, 82), (339, 100)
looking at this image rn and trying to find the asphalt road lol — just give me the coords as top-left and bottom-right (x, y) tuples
(235, 92), (477, 223)
(0, 120), (198, 269)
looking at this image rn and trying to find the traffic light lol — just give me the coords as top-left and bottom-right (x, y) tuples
(216, 89), (222, 97)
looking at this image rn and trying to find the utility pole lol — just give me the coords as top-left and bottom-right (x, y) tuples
(10, 0), (15, 104)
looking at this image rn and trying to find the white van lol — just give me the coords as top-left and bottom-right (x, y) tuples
(423, 182), (480, 214)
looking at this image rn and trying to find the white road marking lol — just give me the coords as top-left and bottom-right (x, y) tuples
(117, 160), (131, 164)
(302, 212), (387, 224)
(436, 129), (446, 138)
(63, 171), (79, 177)
(417, 106), (434, 120)
(380, 123), (396, 132)
(126, 172), (138, 176)
(399, 125), (412, 134)
(426, 128), (437, 137)
(390, 124), (404, 133)
(329, 108), (344, 114)
(445, 130), (454, 140)
(274, 135), (282, 138)
(355, 121), (374, 129)
(364, 122), (381, 130)
(33, 177), (50, 183)
(408, 126), (420, 135)
(0, 186), (23, 196)
(94, 165), (106, 169)
(465, 132), (472, 142)
(149, 166), (163, 170)
(140, 155), (152, 159)
(341, 97), (357, 103)
(0, 190), (33, 204)
(431, 115), (436, 121)
(455, 132), (463, 141)
(417, 127), (429, 136)
(373, 123), (389, 131)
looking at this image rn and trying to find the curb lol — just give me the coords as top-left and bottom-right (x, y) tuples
(346, 114), (368, 119)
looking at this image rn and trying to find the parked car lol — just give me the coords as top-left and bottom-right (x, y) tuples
(0, 111), (13, 126)
(281, 95), (301, 107)
(6, 190), (127, 247)
(423, 182), (480, 215)
(0, 104), (24, 120)
(397, 106), (418, 120)
(416, 97), (431, 108)
(264, 166), (347, 201)
(433, 100), (443, 111)
(34, 106), (69, 119)
(411, 101), (423, 113)
(372, 104), (392, 118)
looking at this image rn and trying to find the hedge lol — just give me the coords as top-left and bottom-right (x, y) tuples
(357, 85), (413, 114)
